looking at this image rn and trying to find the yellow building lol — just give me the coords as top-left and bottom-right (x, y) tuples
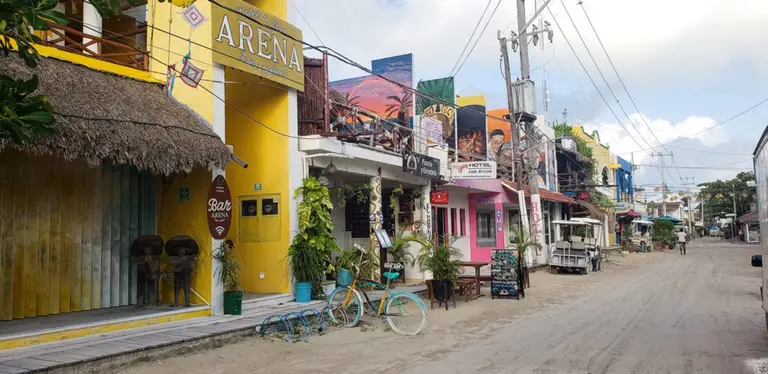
(0, 0), (302, 348)
(571, 126), (618, 245)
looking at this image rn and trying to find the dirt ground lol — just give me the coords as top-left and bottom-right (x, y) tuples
(121, 240), (768, 374)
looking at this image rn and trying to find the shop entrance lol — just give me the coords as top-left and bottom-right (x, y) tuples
(434, 207), (448, 246)
(0, 151), (157, 322)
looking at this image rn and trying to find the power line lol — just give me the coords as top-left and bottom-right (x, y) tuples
(545, 4), (663, 181)
(295, 5), (325, 46)
(449, 0), (494, 76)
(667, 144), (752, 156)
(624, 98), (768, 153)
(452, 0), (503, 77)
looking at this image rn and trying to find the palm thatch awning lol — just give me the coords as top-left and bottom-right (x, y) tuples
(0, 54), (233, 175)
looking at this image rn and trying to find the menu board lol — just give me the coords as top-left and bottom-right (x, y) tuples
(491, 249), (520, 299)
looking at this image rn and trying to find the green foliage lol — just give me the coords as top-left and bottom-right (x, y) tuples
(509, 225), (541, 261)
(652, 219), (676, 245)
(405, 233), (462, 284)
(0, 0), (71, 145)
(86, 0), (145, 21)
(212, 240), (241, 292)
(0, 75), (55, 144)
(698, 171), (755, 223)
(389, 230), (415, 266)
(289, 177), (339, 298)
(336, 183), (372, 208)
(333, 243), (379, 281)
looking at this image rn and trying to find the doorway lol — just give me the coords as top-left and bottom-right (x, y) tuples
(434, 207), (448, 246)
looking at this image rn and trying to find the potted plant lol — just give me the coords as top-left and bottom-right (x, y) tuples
(509, 226), (540, 290)
(213, 239), (242, 315)
(388, 231), (416, 282)
(289, 177), (339, 301)
(411, 234), (462, 301)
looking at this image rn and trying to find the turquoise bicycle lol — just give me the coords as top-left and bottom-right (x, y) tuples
(326, 258), (427, 336)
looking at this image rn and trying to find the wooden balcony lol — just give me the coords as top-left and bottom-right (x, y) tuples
(39, 21), (149, 71)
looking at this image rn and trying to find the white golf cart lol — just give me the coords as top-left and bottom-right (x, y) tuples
(550, 218), (605, 275)
(630, 219), (654, 252)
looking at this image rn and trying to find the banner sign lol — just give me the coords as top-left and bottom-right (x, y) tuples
(450, 161), (497, 180)
(211, 0), (304, 91)
(403, 150), (440, 180)
(430, 190), (449, 205)
(421, 116), (444, 145)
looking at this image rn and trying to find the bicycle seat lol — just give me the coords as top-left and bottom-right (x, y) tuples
(383, 272), (400, 281)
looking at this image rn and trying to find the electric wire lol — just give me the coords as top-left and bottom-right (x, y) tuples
(451, 0), (503, 77)
(448, 0), (494, 76)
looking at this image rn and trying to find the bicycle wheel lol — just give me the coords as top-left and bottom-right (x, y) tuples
(326, 287), (363, 327)
(384, 293), (427, 336)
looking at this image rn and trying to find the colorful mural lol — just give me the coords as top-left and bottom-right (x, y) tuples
(456, 95), (487, 159)
(329, 54), (414, 129)
(416, 77), (456, 147)
(487, 108), (514, 166)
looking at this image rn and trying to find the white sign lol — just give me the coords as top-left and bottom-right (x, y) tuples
(451, 161), (497, 180)
(421, 116), (443, 145)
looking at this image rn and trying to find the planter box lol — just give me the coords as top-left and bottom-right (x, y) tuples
(223, 291), (242, 315)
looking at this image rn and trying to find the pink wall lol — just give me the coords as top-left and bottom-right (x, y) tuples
(468, 193), (506, 263)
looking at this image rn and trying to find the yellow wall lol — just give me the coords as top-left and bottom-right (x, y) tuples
(157, 168), (214, 304)
(224, 67), (291, 294)
(572, 125), (615, 185)
(148, 0), (215, 123)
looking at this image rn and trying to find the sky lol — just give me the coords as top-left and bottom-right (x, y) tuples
(294, 0), (768, 200)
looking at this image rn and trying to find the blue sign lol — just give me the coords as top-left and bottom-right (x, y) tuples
(564, 191), (577, 197)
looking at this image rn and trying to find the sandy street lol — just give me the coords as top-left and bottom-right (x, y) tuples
(121, 240), (768, 374)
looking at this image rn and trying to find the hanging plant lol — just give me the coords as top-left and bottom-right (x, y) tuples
(392, 185), (404, 197)
(355, 183), (372, 203)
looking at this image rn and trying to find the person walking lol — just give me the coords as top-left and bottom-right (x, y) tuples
(678, 228), (688, 255)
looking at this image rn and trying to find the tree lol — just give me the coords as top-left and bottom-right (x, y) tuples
(0, 0), (140, 145)
(698, 172), (755, 223)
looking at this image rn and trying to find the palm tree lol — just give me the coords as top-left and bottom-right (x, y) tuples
(384, 90), (413, 127)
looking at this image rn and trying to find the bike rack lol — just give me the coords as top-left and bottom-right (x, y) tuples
(257, 308), (328, 343)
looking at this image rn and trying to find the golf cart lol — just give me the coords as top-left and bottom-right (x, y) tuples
(630, 219), (654, 252)
(550, 218), (605, 275)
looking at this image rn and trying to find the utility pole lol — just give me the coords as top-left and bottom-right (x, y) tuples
(499, 32), (524, 194)
(517, 0), (531, 80)
(561, 109), (567, 123)
(681, 176), (695, 235)
(631, 152), (637, 212)
(732, 182), (738, 243)
(652, 152), (672, 216)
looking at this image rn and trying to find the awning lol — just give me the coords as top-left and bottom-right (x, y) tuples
(0, 54), (235, 175)
(500, 180), (576, 204)
(657, 215), (682, 223)
(738, 210), (759, 223)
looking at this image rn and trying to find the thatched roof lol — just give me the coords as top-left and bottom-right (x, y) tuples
(0, 54), (233, 175)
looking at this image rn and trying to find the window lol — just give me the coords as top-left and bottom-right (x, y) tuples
(544, 211), (552, 245)
(476, 210), (496, 247)
(459, 209), (466, 236)
(602, 166), (609, 186)
(238, 194), (281, 243)
(450, 208), (457, 237)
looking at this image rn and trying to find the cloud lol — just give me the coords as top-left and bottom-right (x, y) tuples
(581, 113), (729, 162)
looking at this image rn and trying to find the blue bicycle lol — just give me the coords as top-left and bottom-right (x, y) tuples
(326, 259), (427, 336)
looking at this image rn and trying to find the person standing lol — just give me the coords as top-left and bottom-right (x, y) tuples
(678, 228), (688, 255)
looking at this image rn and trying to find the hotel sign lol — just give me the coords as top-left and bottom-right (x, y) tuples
(212, 0), (304, 91)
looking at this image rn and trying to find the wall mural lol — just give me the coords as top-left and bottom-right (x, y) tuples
(330, 54), (414, 130)
(456, 95), (487, 159)
(486, 108), (514, 166)
(416, 77), (456, 148)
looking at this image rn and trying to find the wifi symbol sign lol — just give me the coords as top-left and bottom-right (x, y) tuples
(215, 226), (225, 236)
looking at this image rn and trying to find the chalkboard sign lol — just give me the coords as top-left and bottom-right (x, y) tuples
(491, 249), (520, 300)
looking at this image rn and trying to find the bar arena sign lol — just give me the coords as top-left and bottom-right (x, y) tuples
(208, 175), (233, 240)
(212, 0), (304, 91)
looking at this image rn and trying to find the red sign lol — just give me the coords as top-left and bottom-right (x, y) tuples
(577, 192), (590, 201)
(430, 190), (449, 205)
(207, 175), (233, 239)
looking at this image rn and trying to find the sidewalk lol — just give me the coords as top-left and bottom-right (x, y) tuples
(0, 284), (426, 373)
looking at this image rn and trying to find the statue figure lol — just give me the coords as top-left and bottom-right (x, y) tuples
(130, 235), (164, 306)
(165, 235), (199, 307)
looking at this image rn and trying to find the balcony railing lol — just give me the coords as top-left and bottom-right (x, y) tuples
(40, 22), (149, 71)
